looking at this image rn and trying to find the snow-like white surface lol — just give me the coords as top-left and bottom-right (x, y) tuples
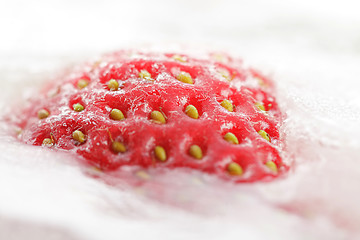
(1, 0), (360, 239)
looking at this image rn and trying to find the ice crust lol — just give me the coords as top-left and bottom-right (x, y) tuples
(1, 0), (360, 239)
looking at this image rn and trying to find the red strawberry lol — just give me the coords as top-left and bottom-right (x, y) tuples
(14, 50), (286, 182)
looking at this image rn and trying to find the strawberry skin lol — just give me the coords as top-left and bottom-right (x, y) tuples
(15, 50), (286, 182)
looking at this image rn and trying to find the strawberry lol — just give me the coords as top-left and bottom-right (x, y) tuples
(14, 50), (286, 182)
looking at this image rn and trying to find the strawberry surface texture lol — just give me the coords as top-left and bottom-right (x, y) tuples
(15, 50), (286, 182)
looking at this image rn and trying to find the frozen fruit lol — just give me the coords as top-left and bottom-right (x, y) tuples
(13, 50), (286, 182)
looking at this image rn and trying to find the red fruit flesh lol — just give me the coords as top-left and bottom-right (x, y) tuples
(14, 50), (286, 182)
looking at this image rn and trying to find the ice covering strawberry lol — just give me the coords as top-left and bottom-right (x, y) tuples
(15, 50), (286, 182)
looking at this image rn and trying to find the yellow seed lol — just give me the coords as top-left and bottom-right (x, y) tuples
(112, 141), (126, 153)
(38, 109), (50, 119)
(224, 132), (239, 144)
(185, 105), (199, 119)
(191, 177), (203, 186)
(72, 130), (86, 143)
(219, 69), (231, 81)
(150, 110), (166, 124)
(42, 138), (53, 146)
(212, 53), (227, 62)
(15, 128), (22, 136)
(220, 99), (233, 112)
(139, 70), (152, 80)
(89, 166), (102, 173)
(135, 170), (151, 180)
(255, 102), (266, 111)
(257, 77), (267, 87)
(189, 145), (203, 159)
(86, 166), (103, 178)
(77, 79), (89, 89)
(227, 162), (243, 176)
(154, 146), (167, 162)
(110, 109), (125, 120)
(172, 54), (187, 62)
(89, 61), (101, 73)
(265, 161), (278, 173)
(258, 130), (270, 142)
(176, 72), (193, 84)
(108, 79), (119, 91)
(73, 103), (85, 112)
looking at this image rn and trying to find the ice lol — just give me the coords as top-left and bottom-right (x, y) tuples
(1, 0), (360, 239)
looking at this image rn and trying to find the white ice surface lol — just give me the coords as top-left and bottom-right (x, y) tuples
(1, 0), (360, 239)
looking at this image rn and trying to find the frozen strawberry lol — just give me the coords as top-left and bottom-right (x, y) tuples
(13, 50), (286, 182)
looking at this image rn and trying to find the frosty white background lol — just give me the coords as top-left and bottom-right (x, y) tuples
(1, 0), (360, 240)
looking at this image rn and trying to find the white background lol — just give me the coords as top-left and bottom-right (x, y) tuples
(1, 0), (360, 239)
